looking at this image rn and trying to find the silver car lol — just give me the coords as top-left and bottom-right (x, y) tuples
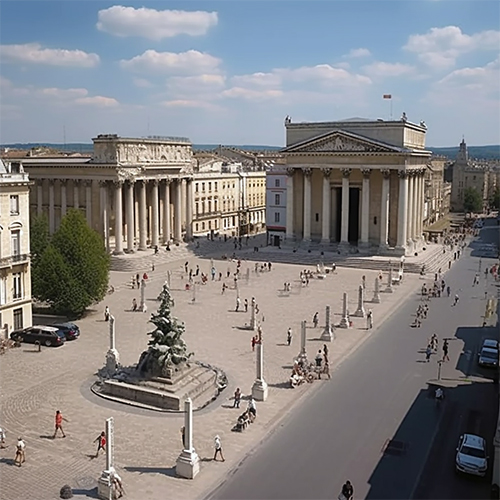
(478, 339), (499, 368)
(456, 434), (488, 476)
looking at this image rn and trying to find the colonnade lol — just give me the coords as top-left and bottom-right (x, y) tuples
(35, 176), (193, 254)
(285, 167), (426, 252)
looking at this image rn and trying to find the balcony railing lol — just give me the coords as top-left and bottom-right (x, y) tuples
(0, 253), (30, 267)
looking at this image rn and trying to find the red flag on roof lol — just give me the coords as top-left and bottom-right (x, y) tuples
(383, 94), (392, 99)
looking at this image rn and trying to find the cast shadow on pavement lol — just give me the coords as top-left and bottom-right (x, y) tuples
(125, 465), (177, 478)
(0, 457), (16, 466)
(71, 487), (98, 499)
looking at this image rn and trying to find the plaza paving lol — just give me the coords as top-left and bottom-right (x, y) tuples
(0, 240), (433, 500)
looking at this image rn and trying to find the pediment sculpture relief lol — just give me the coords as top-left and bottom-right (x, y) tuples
(309, 136), (370, 152)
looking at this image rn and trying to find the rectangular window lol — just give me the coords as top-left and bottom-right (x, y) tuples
(13, 308), (23, 330)
(214, 182), (218, 191)
(208, 182), (212, 192)
(275, 194), (280, 205)
(10, 195), (20, 215)
(209, 221), (212, 229)
(11, 230), (21, 257)
(195, 223), (199, 232)
(274, 212), (280, 223)
(202, 222), (205, 230)
(13, 272), (22, 300)
(195, 183), (199, 193)
(0, 278), (6, 305)
(275, 179), (280, 187)
(208, 201), (212, 213)
(202, 182), (205, 192)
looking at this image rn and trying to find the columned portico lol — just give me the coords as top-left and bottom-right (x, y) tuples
(125, 181), (135, 253)
(185, 178), (193, 241)
(397, 171), (408, 250)
(113, 181), (124, 255)
(406, 172), (415, 250)
(162, 180), (171, 244)
(61, 180), (67, 218)
(302, 168), (312, 242)
(321, 168), (331, 243)
(151, 180), (160, 248)
(138, 180), (147, 251)
(37, 180), (43, 215)
(285, 168), (294, 240)
(174, 179), (182, 242)
(85, 180), (92, 225)
(48, 179), (55, 234)
(100, 181), (110, 252)
(73, 180), (80, 209)
(413, 171), (421, 243)
(379, 169), (390, 248)
(340, 168), (351, 247)
(360, 169), (371, 247)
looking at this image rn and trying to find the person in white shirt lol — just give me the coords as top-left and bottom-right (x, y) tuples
(213, 435), (225, 461)
(14, 437), (25, 466)
(0, 427), (5, 448)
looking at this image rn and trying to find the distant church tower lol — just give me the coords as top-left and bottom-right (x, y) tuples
(456, 137), (468, 164)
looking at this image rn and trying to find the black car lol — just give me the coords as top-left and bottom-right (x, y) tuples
(10, 326), (66, 347)
(52, 322), (80, 340)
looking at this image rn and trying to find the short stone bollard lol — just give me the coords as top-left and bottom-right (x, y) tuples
(35, 341), (41, 352)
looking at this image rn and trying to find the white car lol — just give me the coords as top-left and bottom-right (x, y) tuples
(478, 339), (499, 368)
(456, 434), (488, 476)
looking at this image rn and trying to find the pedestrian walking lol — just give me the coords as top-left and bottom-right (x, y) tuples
(135, 273), (140, 288)
(315, 350), (323, 367)
(248, 398), (257, 421)
(287, 328), (292, 346)
(323, 344), (329, 363)
(53, 410), (68, 438)
(366, 310), (373, 329)
(180, 426), (186, 449)
(184, 261), (189, 273)
(442, 339), (450, 362)
(425, 345), (432, 362)
(94, 431), (106, 457)
(244, 299), (248, 313)
(14, 437), (25, 467)
(235, 297), (241, 312)
(0, 427), (5, 448)
(104, 306), (110, 322)
(251, 336), (256, 351)
(132, 298), (137, 312)
(453, 294), (459, 306)
(446, 286), (451, 297)
(233, 388), (241, 408)
(313, 312), (319, 328)
(213, 435), (225, 461)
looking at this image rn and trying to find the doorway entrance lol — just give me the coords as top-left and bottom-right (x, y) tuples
(334, 187), (361, 244)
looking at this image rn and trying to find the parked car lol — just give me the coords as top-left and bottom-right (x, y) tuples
(52, 322), (80, 340)
(10, 326), (66, 347)
(478, 339), (499, 368)
(456, 433), (488, 476)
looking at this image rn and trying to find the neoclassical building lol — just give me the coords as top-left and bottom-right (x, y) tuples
(282, 118), (432, 255)
(21, 135), (194, 254)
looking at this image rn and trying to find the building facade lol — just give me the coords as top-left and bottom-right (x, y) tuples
(282, 117), (431, 255)
(0, 159), (32, 338)
(423, 156), (451, 226)
(266, 164), (287, 246)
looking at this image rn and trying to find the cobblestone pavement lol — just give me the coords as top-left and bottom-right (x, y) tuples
(0, 242), (431, 500)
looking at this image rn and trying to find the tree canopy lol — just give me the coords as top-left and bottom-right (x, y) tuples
(490, 188), (500, 210)
(463, 187), (483, 213)
(30, 209), (110, 316)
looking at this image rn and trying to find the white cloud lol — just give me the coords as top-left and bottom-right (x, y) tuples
(133, 78), (154, 88)
(39, 87), (89, 99)
(166, 74), (225, 96)
(161, 99), (216, 110)
(75, 96), (119, 107)
(120, 50), (222, 75)
(362, 61), (415, 78)
(285, 64), (371, 86)
(221, 87), (284, 100)
(231, 72), (282, 88)
(0, 43), (100, 67)
(97, 6), (218, 40)
(404, 26), (500, 69)
(344, 48), (371, 58)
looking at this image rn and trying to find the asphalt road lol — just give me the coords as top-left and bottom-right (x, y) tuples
(207, 221), (499, 500)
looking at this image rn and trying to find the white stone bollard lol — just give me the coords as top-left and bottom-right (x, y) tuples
(297, 320), (308, 362)
(339, 292), (351, 328)
(372, 276), (381, 303)
(176, 398), (200, 479)
(385, 268), (394, 293)
(353, 285), (366, 318)
(97, 417), (116, 500)
(320, 305), (334, 342)
(251, 342), (268, 401)
(105, 316), (119, 375)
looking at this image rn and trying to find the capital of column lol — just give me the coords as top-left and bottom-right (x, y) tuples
(48, 179), (55, 186)
(302, 167), (312, 177)
(125, 179), (135, 187)
(397, 170), (408, 179)
(361, 168), (372, 178)
(73, 179), (81, 186)
(60, 179), (68, 186)
(83, 179), (92, 188)
(286, 167), (295, 177)
(151, 178), (160, 187)
(322, 168), (332, 178)
(99, 180), (109, 188)
(341, 168), (351, 178)
(113, 179), (124, 188)
(381, 169), (391, 179)
(162, 177), (172, 186)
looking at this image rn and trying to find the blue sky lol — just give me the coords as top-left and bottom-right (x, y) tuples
(1, 1), (499, 146)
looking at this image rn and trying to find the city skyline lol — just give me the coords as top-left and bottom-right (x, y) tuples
(0, 1), (499, 146)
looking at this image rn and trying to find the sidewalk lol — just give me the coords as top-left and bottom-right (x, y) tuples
(0, 247), (426, 500)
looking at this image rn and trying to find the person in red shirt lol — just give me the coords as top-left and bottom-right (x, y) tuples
(94, 431), (106, 457)
(53, 410), (68, 439)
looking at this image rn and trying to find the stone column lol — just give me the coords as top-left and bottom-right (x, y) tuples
(60, 180), (67, 217)
(185, 178), (193, 242)
(385, 267), (394, 293)
(415, 171), (423, 241)
(251, 342), (268, 401)
(174, 179), (182, 242)
(396, 171), (408, 251)
(73, 180), (80, 209)
(106, 315), (120, 374)
(181, 178), (187, 233)
(125, 181), (135, 253)
(353, 285), (366, 317)
(176, 398), (200, 479)
(321, 305), (334, 342)
(85, 181), (92, 225)
(285, 168), (294, 240)
(321, 168), (332, 243)
(162, 179), (171, 244)
(151, 179), (160, 248)
(250, 296), (256, 330)
(36, 180), (43, 215)
(407, 172), (414, 248)
(372, 276), (381, 303)
(360, 169), (371, 247)
(380, 170), (390, 248)
(302, 168), (312, 242)
(48, 179), (55, 234)
(138, 180), (147, 251)
(97, 417), (115, 500)
(339, 292), (350, 328)
(140, 279), (146, 311)
(100, 182), (110, 252)
(298, 320), (307, 362)
(340, 169), (351, 247)
(113, 181), (124, 255)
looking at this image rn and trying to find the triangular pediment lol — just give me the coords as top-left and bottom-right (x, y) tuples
(282, 130), (406, 154)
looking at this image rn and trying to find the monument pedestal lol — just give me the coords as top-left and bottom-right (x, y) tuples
(176, 449), (200, 479)
(97, 469), (114, 500)
(106, 349), (120, 375)
(251, 378), (268, 402)
(320, 325), (334, 342)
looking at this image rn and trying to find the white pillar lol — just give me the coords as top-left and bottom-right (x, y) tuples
(113, 181), (124, 255)
(415, 171), (423, 240)
(151, 180), (160, 247)
(385, 267), (394, 293)
(126, 181), (135, 253)
(106, 315), (120, 374)
(251, 342), (268, 401)
(407, 173), (414, 247)
(372, 276), (381, 303)
(302, 168), (312, 242)
(174, 179), (182, 242)
(138, 180), (147, 251)
(61, 180), (67, 218)
(97, 417), (115, 500)
(250, 297), (257, 331)
(48, 180), (55, 234)
(380, 170), (390, 248)
(360, 169), (371, 247)
(339, 292), (350, 328)
(73, 180), (80, 209)
(162, 179), (171, 244)
(100, 181), (110, 252)
(37, 180), (43, 215)
(286, 170), (295, 240)
(353, 285), (366, 318)
(176, 398), (200, 479)
(298, 319), (307, 362)
(340, 169), (351, 245)
(396, 171), (408, 251)
(321, 305), (334, 342)
(185, 178), (193, 241)
(85, 181), (92, 225)
(321, 168), (331, 243)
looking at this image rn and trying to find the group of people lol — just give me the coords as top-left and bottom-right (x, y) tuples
(412, 303), (429, 328)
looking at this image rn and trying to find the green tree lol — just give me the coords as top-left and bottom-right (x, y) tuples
(490, 188), (500, 210)
(30, 214), (51, 299)
(463, 187), (483, 213)
(33, 209), (110, 316)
